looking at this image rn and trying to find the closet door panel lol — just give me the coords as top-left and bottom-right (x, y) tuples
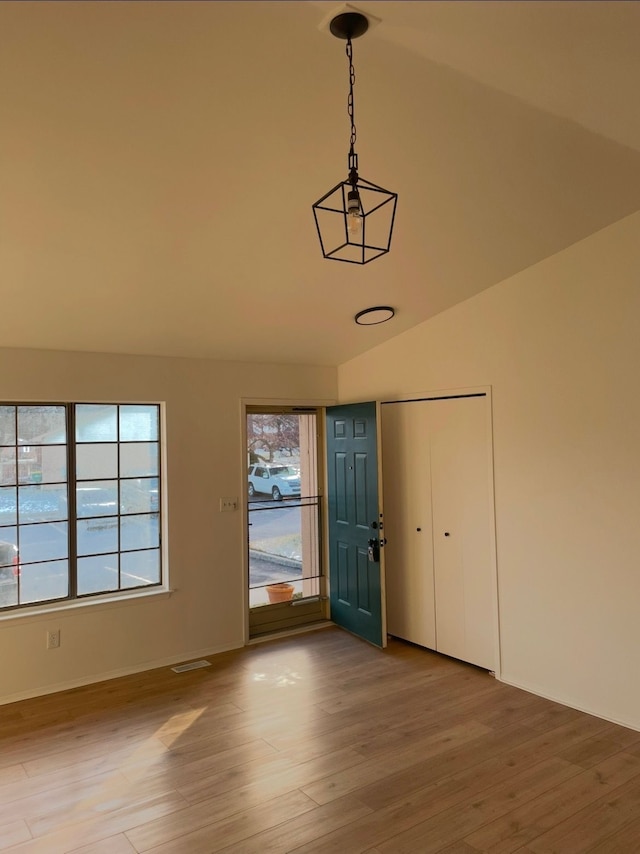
(430, 396), (495, 669)
(381, 401), (436, 648)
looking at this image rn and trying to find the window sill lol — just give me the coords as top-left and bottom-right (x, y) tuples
(0, 586), (174, 626)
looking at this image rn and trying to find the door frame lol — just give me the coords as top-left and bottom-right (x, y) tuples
(240, 397), (335, 644)
(378, 385), (501, 679)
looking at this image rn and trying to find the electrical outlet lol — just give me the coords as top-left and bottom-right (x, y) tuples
(219, 497), (238, 512)
(46, 629), (60, 650)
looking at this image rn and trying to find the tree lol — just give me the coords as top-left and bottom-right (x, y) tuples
(247, 414), (299, 461)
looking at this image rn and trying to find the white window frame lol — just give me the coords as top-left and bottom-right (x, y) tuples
(0, 401), (167, 616)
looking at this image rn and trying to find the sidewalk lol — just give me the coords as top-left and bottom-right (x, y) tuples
(248, 551), (304, 608)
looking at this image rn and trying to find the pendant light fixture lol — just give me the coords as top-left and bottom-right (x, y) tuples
(312, 11), (398, 265)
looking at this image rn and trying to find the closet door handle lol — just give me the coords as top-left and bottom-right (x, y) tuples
(444, 532), (450, 537)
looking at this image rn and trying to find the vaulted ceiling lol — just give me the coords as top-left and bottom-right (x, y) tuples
(2, 1), (640, 366)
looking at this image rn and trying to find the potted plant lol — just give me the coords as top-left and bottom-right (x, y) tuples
(266, 582), (294, 604)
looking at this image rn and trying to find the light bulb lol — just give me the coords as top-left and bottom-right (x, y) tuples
(347, 190), (362, 240)
(347, 209), (363, 238)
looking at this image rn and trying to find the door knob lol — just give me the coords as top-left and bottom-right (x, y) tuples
(444, 532), (450, 537)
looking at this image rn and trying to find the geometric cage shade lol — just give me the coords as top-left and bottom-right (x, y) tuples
(312, 175), (398, 264)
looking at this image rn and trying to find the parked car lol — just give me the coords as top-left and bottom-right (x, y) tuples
(247, 464), (301, 501)
(0, 540), (19, 607)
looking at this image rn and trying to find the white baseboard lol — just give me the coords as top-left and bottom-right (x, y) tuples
(0, 641), (244, 707)
(497, 674), (640, 734)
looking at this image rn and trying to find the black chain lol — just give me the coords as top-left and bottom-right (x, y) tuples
(346, 37), (356, 152)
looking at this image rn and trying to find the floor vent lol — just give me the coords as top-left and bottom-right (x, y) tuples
(171, 660), (211, 673)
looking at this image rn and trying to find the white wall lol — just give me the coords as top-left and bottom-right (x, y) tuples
(339, 211), (640, 731)
(0, 349), (336, 703)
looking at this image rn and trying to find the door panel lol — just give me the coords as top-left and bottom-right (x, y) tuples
(430, 396), (495, 669)
(326, 402), (386, 647)
(381, 401), (436, 649)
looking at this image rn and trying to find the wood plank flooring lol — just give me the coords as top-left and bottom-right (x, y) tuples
(1, 626), (639, 853)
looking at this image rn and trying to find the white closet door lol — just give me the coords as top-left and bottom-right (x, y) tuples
(381, 401), (436, 649)
(430, 396), (495, 669)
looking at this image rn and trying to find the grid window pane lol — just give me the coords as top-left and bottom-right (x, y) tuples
(0, 486), (18, 525)
(120, 514), (159, 552)
(121, 478), (158, 514)
(77, 554), (119, 595)
(77, 517), (118, 557)
(120, 405), (158, 442)
(17, 406), (66, 445)
(0, 449), (16, 486)
(0, 530), (18, 568)
(0, 407), (16, 446)
(0, 487), (17, 526)
(121, 549), (160, 588)
(18, 445), (67, 485)
(76, 444), (118, 481)
(76, 481), (118, 518)
(76, 405), (117, 443)
(0, 575), (18, 608)
(18, 485), (67, 524)
(20, 560), (69, 603)
(3, 527), (24, 605)
(120, 443), (158, 478)
(19, 522), (69, 564)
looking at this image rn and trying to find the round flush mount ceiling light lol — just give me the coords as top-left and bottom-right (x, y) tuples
(354, 306), (395, 325)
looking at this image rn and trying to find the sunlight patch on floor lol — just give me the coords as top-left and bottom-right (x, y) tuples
(153, 707), (207, 747)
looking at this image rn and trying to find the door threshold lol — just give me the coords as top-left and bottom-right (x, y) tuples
(247, 621), (334, 645)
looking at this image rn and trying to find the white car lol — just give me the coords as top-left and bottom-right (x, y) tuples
(248, 464), (301, 501)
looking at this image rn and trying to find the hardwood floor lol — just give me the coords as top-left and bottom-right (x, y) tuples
(1, 626), (639, 853)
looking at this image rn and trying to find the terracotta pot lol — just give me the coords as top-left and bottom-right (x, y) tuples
(266, 582), (294, 603)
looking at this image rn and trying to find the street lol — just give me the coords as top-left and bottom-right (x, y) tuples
(2, 495), (315, 608)
(248, 496), (304, 541)
(247, 496), (319, 607)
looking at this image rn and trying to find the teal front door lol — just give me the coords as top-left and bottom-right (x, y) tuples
(326, 402), (386, 647)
